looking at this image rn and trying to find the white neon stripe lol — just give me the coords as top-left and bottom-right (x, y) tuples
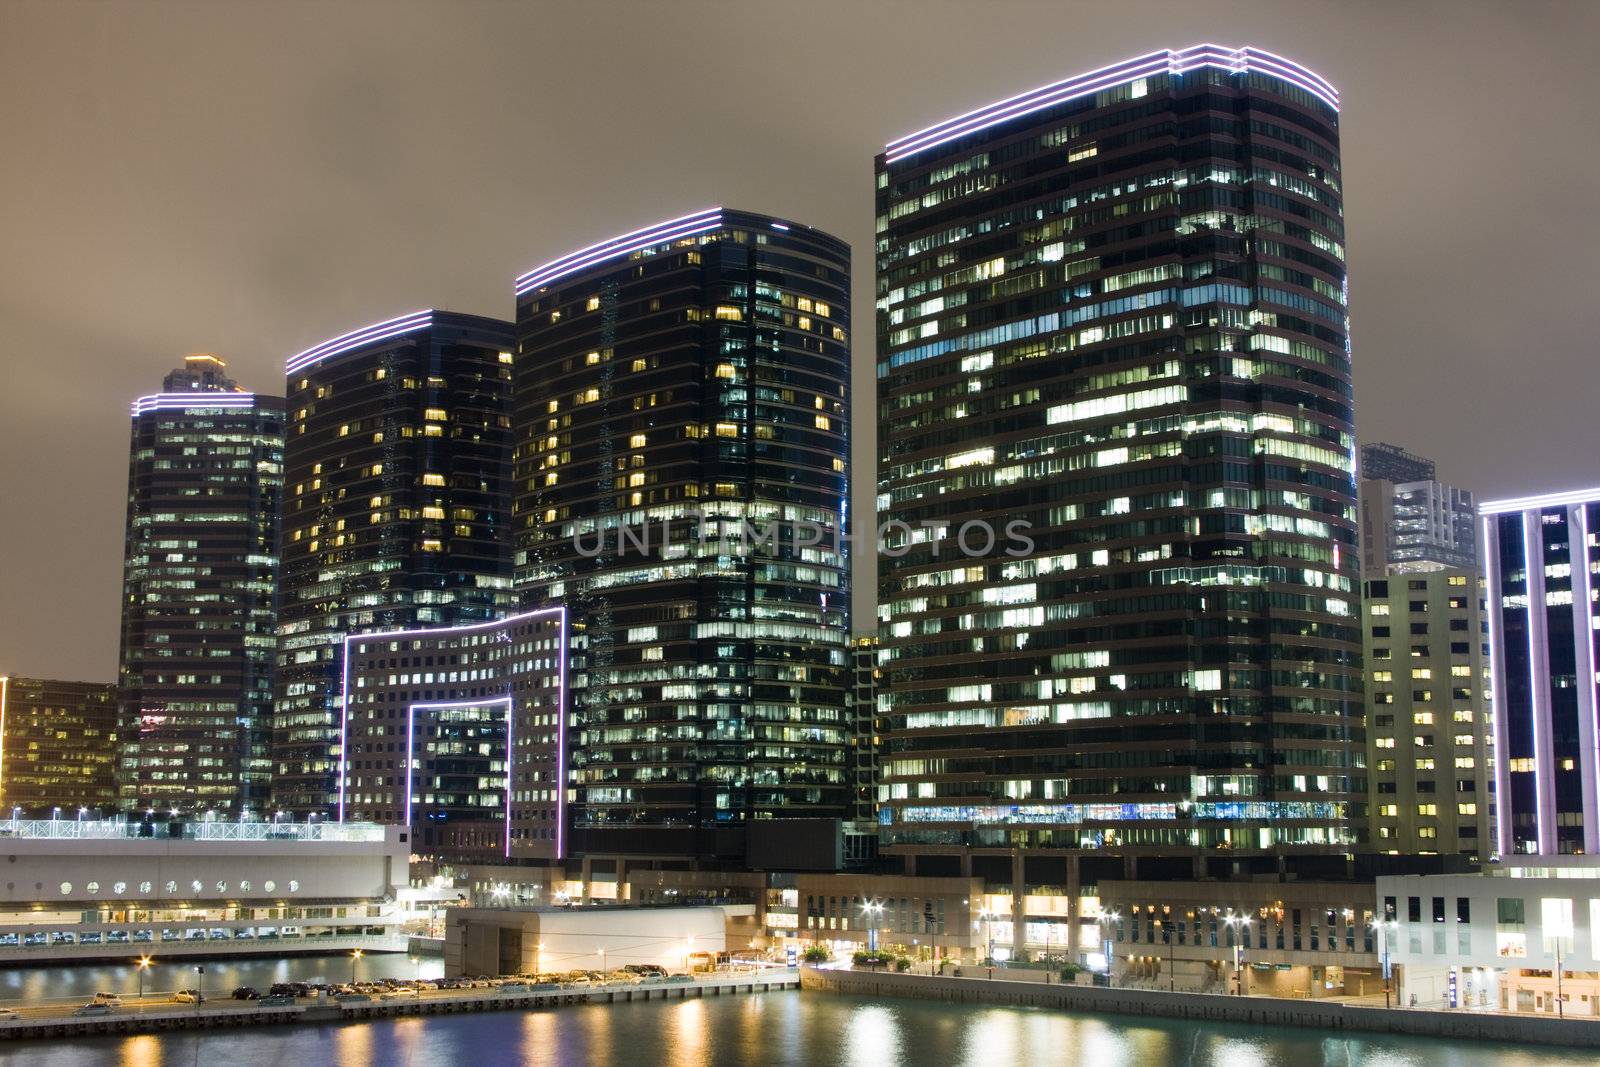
(1569, 503), (1599, 853)
(403, 697), (515, 863)
(514, 211), (723, 295)
(1480, 487), (1600, 515)
(883, 44), (1339, 164)
(336, 606), (568, 863)
(1523, 510), (1555, 853)
(131, 393), (256, 416)
(1484, 515), (1512, 859)
(286, 311), (434, 374)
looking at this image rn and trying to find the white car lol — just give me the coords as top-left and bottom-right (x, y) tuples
(92, 993), (123, 1007)
(173, 989), (204, 1004)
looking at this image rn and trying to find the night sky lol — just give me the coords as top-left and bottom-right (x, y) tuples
(3, 0), (1596, 680)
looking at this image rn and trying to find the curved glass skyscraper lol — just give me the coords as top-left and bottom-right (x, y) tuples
(874, 46), (1361, 872)
(118, 356), (283, 816)
(513, 209), (852, 863)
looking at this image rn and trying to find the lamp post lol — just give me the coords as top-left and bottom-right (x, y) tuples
(195, 964), (205, 1007)
(350, 948), (363, 984)
(861, 900), (884, 957)
(137, 956), (152, 1000)
(1225, 916), (1251, 995)
(1098, 911), (1120, 988)
(1371, 919), (1397, 1008)
(1555, 940), (1565, 1018)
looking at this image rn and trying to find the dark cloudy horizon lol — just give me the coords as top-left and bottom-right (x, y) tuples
(3, 0), (1597, 681)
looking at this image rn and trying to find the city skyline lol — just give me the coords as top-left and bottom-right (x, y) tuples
(2, 2), (1597, 680)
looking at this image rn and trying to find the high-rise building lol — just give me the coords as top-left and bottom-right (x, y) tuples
(274, 311), (516, 816)
(1359, 442), (1475, 574)
(337, 608), (567, 862)
(1362, 569), (1492, 860)
(874, 46), (1362, 876)
(0, 676), (118, 814)
(117, 356), (283, 815)
(849, 635), (881, 824)
(512, 209), (852, 864)
(1480, 486), (1600, 856)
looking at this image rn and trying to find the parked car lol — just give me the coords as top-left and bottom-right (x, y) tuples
(497, 982), (530, 994)
(664, 974), (695, 984)
(0, 1008), (18, 1019)
(623, 964), (666, 977)
(73, 1003), (114, 1016)
(173, 989), (204, 1004)
(231, 987), (260, 1001)
(92, 993), (122, 1007)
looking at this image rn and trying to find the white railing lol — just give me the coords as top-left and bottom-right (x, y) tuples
(0, 819), (386, 843)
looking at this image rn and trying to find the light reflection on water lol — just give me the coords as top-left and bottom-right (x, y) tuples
(0, 990), (1595, 1067)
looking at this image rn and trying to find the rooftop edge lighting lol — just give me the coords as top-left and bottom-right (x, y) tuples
(514, 209), (723, 296)
(130, 392), (256, 417)
(1479, 487), (1600, 515)
(285, 310), (434, 375)
(883, 44), (1338, 164)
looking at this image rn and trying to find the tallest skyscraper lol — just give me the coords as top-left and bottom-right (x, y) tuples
(874, 47), (1361, 877)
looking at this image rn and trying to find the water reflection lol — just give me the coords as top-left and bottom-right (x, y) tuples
(1, 989), (1597, 1067)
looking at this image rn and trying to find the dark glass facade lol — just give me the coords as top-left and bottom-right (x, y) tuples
(1483, 492), (1600, 856)
(117, 357), (283, 815)
(513, 209), (852, 862)
(874, 47), (1362, 861)
(0, 676), (118, 814)
(274, 311), (515, 816)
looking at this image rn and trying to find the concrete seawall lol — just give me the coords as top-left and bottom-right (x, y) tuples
(0, 972), (798, 1041)
(801, 967), (1600, 1049)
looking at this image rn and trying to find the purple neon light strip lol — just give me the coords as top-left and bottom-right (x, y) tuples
(1571, 504), (1600, 853)
(1480, 487), (1600, 515)
(1484, 515), (1512, 858)
(131, 393), (256, 416)
(1523, 510), (1553, 853)
(884, 44), (1338, 163)
(514, 210), (723, 295)
(286, 311), (434, 374)
(403, 700), (515, 857)
(336, 606), (569, 860)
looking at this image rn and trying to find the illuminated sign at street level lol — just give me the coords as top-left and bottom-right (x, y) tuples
(130, 393), (256, 416)
(884, 45), (1339, 164)
(335, 606), (568, 859)
(888, 800), (1346, 825)
(285, 310), (434, 374)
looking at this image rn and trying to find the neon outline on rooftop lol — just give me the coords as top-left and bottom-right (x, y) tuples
(883, 44), (1338, 164)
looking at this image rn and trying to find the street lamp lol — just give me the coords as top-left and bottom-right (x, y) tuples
(351, 948), (363, 984)
(860, 900), (884, 957)
(1096, 911), (1120, 987)
(1370, 918), (1397, 1008)
(1224, 916), (1251, 995)
(137, 956), (152, 999)
(1155, 919), (1175, 992)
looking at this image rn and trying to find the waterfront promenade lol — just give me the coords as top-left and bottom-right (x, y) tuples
(0, 970), (798, 1040)
(802, 965), (1600, 1049)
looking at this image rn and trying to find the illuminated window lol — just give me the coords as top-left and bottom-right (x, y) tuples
(815, 415), (831, 430)
(715, 422), (739, 438)
(586, 352), (601, 365)
(715, 305), (743, 321)
(715, 363), (736, 379)
(424, 408), (448, 421)
(586, 296), (600, 311)
(421, 539), (442, 552)
(629, 434), (647, 449)
(421, 474), (445, 487)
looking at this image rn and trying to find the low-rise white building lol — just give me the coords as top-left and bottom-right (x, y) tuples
(445, 904), (751, 976)
(0, 818), (408, 960)
(1379, 858), (1600, 1014)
